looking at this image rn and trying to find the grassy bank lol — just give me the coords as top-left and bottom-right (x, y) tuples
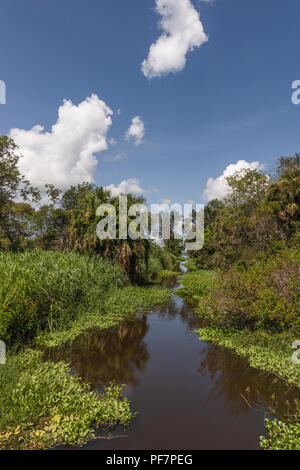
(198, 327), (300, 386)
(176, 269), (218, 307)
(0, 250), (171, 449)
(36, 285), (171, 348)
(178, 267), (300, 450)
(0, 350), (132, 449)
(0, 250), (171, 348)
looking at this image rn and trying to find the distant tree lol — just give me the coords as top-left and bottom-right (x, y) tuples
(225, 168), (269, 211)
(61, 182), (95, 211)
(164, 210), (183, 257)
(276, 154), (300, 179)
(0, 201), (34, 250)
(0, 136), (40, 209)
(267, 155), (300, 243)
(188, 167), (289, 269)
(0, 136), (40, 249)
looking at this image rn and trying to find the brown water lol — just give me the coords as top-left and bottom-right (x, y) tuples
(47, 262), (300, 450)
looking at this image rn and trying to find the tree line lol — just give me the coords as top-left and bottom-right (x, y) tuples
(0, 135), (181, 283)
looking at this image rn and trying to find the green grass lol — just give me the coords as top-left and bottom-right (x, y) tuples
(197, 326), (300, 450)
(158, 269), (180, 278)
(183, 258), (198, 272)
(36, 285), (171, 348)
(0, 349), (131, 449)
(176, 269), (218, 306)
(174, 254), (185, 263)
(178, 269), (299, 384)
(147, 268), (180, 285)
(198, 328), (300, 450)
(0, 249), (171, 348)
(0, 250), (125, 345)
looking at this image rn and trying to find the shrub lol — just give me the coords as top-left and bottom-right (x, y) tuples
(147, 255), (162, 280)
(203, 249), (300, 333)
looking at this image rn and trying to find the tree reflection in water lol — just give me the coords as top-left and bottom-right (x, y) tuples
(45, 317), (149, 389)
(198, 342), (300, 421)
(156, 290), (300, 422)
(156, 289), (205, 330)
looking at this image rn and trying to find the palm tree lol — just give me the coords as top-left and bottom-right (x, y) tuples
(68, 186), (151, 282)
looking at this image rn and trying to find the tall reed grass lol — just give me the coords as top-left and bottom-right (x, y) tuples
(0, 250), (125, 345)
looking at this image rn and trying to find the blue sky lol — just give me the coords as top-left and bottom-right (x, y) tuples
(0, 0), (300, 205)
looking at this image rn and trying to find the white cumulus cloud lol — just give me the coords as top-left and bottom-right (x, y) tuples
(102, 153), (127, 163)
(105, 178), (147, 196)
(10, 94), (113, 189)
(125, 116), (145, 146)
(141, 0), (208, 78)
(203, 160), (263, 202)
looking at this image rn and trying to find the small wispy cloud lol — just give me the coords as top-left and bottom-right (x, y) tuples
(125, 116), (145, 146)
(108, 137), (117, 146)
(105, 178), (147, 196)
(102, 153), (127, 163)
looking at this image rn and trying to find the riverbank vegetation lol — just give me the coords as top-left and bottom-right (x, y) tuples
(0, 250), (171, 349)
(183, 155), (300, 450)
(0, 350), (132, 449)
(0, 250), (172, 449)
(1, 134), (299, 449)
(0, 135), (177, 449)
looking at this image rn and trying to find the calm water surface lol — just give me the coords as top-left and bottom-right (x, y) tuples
(47, 261), (300, 450)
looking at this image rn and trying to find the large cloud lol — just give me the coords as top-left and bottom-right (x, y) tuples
(10, 94), (113, 189)
(105, 178), (147, 196)
(125, 116), (145, 146)
(203, 160), (263, 201)
(142, 0), (208, 78)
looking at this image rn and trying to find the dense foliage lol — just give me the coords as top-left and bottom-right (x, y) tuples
(188, 155), (300, 334)
(191, 156), (299, 269)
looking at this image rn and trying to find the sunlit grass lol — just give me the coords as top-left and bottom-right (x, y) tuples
(0, 350), (131, 449)
(36, 285), (171, 348)
(0, 250), (125, 345)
